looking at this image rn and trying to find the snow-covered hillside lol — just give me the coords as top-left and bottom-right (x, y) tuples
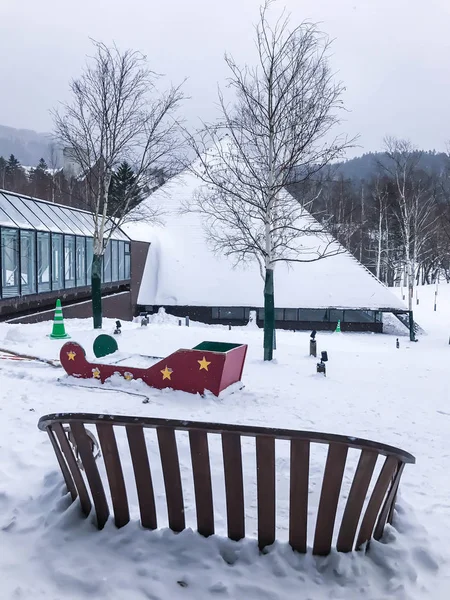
(0, 290), (449, 599)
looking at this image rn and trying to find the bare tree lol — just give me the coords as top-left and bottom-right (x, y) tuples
(185, 2), (351, 360)
(53, 40), (184, 328)
(381, 137), (438, 339)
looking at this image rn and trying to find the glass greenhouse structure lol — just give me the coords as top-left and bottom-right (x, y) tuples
(0, 190), (131, 299)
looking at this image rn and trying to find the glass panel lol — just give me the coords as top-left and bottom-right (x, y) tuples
(103, 241), (112, 283)
(375, 311), (383, 323)
(218, 307), (245, 320)
(1, 228), (19, 297)
(37, 232), (51, 293)
(52, 234), (64, 290)
(111, 240), (119, 281)
(76, 237), (86, 287)
(86, 238), (94, 281)
(11, 196), (48, 231)
(0, 204), (18, 227)
(344, 310), (376, 323)
(20, 198), (53, 231)
(20, 230), (36, 295)
(329, 309), (344, 323)
(118, 241), (125, 280)
(299, 309), (329, 322)
(284, 308), (298, 321)
(212, 307), (219, 319)
(275, 308), (284, 321)
(124, 242), (131, 279)
(76, 210), (94, 233)
(60, 206), (90, 235)
(64, 235), (76, 288)
(258, 308), (264, 320)
(38, 202), (72, 233)
(0, 193), (32, 228)
(52, 206), (82, 233)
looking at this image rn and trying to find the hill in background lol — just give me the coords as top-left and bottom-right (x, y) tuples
(0, 124), (61, 167)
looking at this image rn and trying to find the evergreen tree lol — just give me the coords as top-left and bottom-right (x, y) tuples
(108, 161), (145, 218)
(0, 156), (6, 188)
(5, 154), (27, 193)
(6, 154), (20, 173)
(36, 158), (48, 171)
(30, 158), (51, 199)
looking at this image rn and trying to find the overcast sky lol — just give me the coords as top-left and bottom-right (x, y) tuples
(0, 0), (449, 157)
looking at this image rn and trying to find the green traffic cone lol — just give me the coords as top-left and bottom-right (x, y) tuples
(49, 299), (70, 339)
(335, 319), (341, 333)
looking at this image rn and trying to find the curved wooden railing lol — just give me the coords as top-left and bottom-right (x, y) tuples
(38, 412), (415, 555)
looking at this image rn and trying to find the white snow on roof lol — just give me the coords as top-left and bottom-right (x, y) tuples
(124, 169), (407, 311)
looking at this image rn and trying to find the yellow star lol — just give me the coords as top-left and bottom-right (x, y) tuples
(161, 366), (172, 380)
(124, 372), (133, 381)
(67, 351), (76, 361)
(198, 356), (211, 371)
(92, 368), (101, 379)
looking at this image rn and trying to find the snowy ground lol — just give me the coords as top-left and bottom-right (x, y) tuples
(0, 284), (449, 599)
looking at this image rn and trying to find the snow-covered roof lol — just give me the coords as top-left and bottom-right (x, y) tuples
(123, 169), (407, 311)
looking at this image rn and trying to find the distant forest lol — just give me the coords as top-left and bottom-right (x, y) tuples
(1, 141), (450, 288)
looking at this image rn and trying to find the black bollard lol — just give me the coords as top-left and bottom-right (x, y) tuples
(185, 316), (190, 327)
(310, 339), (317, 357)
(396, 338), (400, 349)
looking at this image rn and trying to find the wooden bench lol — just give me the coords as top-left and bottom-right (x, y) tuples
(38, 413), (415, 556)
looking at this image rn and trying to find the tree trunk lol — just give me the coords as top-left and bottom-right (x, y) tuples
(263, 268), (275, 361)
(92, 253), (103, 329)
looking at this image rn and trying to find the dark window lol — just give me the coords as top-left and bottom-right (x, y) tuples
(329, 309), (344, 323)
(86, 238), (93, 282)
(258, 308), (264, 320)
(103, 241), (112, 283)
(111, 240), (119, 281)
(37, 232), (51, 293)
(118, 241), (125, 280)
(76, 237), (86, 287)
(299, 308), (329, 322)
(212, 307), (219, 319)
(52, 234), (64, 290)
(284, 308), (298, 321)
(124, 242), (131, 279)
(64, 235), (76, 288)
(1, 228), (19, 297)
(20, 230), (36, 295)
(275, 308), (284, 321)
(218, 307), (245, 320)
(344, 310), (376, 323)
(375, 311), (383, 323)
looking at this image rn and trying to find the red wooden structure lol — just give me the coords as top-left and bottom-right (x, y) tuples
(59, 340), (247, 396)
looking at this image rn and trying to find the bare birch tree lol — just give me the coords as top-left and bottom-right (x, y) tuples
(53, 40), (184, 328)
(381, 137), (438, 339)
(186, 2), (352, 360)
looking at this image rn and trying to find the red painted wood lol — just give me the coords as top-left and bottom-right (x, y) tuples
(60, 341), (247, 397)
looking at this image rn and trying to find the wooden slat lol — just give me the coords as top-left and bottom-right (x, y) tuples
(126, 425), (157, 529)
(356, 455), (398, 549)
(222, 432), (245, 541)
(47, 428), (77, 500)
(337, 450), (378, 552)
(157, 427), (185, 532)
(189, 430), (214, 537)
(256, 436), (276, 550)
(374, 462), (405, 540)
(70, 422), (110, 529)
(53, 422), (91, 516)
(289, 439), (310, 553)
(313, 444), (348, 556)
(47, 428), (77, 501)
(96, 424), (129, 528)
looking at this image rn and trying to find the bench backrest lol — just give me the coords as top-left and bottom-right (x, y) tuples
(38, 412), (415, 555)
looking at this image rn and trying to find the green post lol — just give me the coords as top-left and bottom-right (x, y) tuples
(263, 268), (275, 361)
(92, 253), (103, 329)
(408, 310), (416, 342)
